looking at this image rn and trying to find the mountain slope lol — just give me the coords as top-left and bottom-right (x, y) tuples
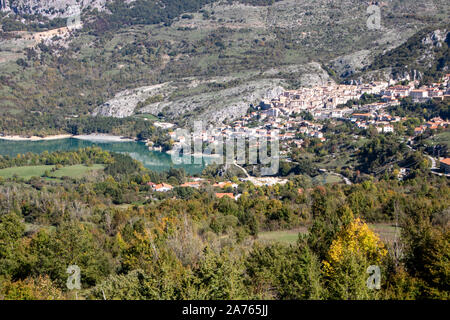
(0, 0), (449, 134)
(363, 26), (449, 84)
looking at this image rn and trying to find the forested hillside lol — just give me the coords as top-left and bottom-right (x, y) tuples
(0, 0), (449, 305)
(352, 25), (450, 84)
(0, 148), (448, 299)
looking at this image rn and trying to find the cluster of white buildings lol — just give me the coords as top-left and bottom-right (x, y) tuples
(167, 111), (327, 154)
(349, 112), (402, 133)
(380, 75), (450, 103)
(249, 81), (403, 122)
(270, 82), (389, 112)
(164, 75), (450, 154)
(258, 74), (450, 122)
(414, 117), (449, 135)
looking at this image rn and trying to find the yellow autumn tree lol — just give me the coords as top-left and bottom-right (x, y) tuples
(0, 275), (65, 300)
(323, 217), (388, 299)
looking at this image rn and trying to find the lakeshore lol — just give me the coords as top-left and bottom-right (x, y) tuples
(73, 134), (135, 142)
(0, 133), (135, 142)
(0, 137), (212, 174)
(0, 134), (73, 141)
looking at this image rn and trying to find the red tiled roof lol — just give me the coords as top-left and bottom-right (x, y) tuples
(352, 113), (372, 117)
(180, 181), (200, 187)
(154, 183), (173, 190)
(215, 193), (234, 199)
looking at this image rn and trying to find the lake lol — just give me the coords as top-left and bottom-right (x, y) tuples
(0, 138), (213, 175)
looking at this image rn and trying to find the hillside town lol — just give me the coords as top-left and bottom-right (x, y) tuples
(146, 73), (450, 187)
(164, 75), (450, 157)
(1, 0), (450, 304)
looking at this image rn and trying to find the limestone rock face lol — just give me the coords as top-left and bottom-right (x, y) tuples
(422, 29), (447, 47)
(7, 0), (111, 18)
(419, 29), (449, 68)
(92, 83), (175, 118)
(92, 62), (334, 125)
(93, 77), (286, 124)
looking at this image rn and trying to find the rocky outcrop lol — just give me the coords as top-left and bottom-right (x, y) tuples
(8, 0), (110, 18)
(263, 62), (333, 86)
(92, 82), (174, 118)
(150, 80), (286, 125)
(330, 50), (372, 78)
(419, 29), (448, 69)
(422, 29), (447, 48)
(93, 77), (286, 124)
(93, 61), (335, 124)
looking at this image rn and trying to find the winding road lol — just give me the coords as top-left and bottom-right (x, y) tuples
(407, 138), (449, 177)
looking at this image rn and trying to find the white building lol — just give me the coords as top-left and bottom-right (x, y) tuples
(383, 125), (394, 133)
(410, 89), (429, 101)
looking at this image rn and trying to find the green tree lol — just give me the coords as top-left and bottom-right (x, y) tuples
(27, 222), (112, 288)
(193, 247), (248, 299)
(0, 213), (26, 278)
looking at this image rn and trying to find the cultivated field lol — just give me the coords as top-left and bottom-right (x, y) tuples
(0, 164), (104, 180)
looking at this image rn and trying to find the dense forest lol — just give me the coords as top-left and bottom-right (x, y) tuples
(388, 98), (450, 121)
(0, 148), (448, 299)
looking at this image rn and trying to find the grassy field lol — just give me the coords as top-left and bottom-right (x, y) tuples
(0, 164), (104, 180)
(0, 165), (54, 180)
(369, 223), (400, 245)
(50, 164), (105, 178)
(425, 131), (450, 148)
(313, 173), (343, 185)
(257, 223), (400, 245)
(258, 227), (308, 245)
(134, 114), (159, 121)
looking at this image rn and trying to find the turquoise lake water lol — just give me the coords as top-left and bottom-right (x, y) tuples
(0, 138), (212, 174)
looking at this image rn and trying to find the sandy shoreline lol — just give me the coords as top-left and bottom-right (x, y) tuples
(0, 134), (72, 141)
(0, 133), (135, 142)
(73, 134), (135, 142)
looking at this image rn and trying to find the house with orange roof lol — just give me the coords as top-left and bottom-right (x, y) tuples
(414, 127), (425, 135)
(213, 181), (228, 188)
(153, 183), (173, 192)
(440, 158), (450, 174)
(215, 193), (235, 199)
(180, 181), (201, 189)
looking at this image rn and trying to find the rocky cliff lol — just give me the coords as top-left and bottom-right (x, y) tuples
(6, 0), (110, 18)
(93, 62), (333, 124)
